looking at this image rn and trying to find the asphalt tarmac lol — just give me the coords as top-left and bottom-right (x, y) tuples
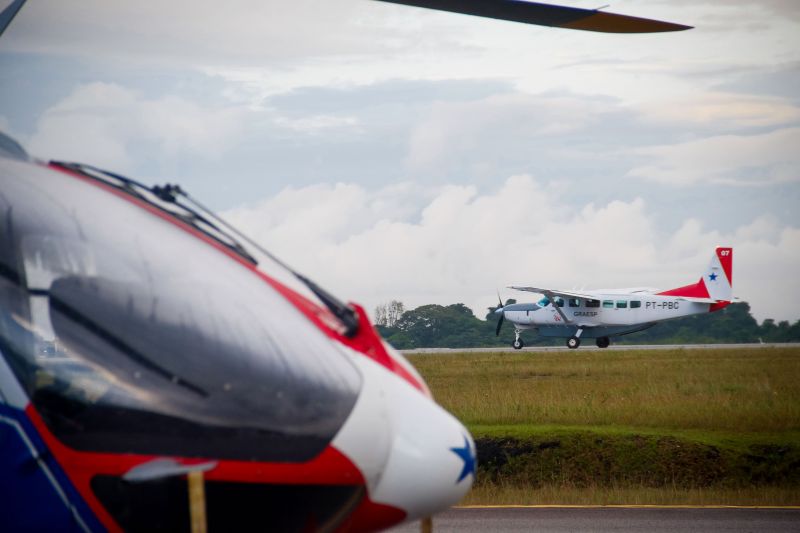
(390, 507), (800, 532)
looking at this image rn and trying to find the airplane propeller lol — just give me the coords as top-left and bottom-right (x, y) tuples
(494, 292), (505, 336)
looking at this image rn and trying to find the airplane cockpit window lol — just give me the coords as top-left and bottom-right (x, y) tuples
(568, 299), (581, 308)
(553, 297), (565, 307)
(537, 296), (550, 307)
(0, 162), (363, 462)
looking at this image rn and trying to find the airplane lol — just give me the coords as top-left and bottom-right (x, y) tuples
(0, 0), (690, 531)
(495, 247), (734, 350)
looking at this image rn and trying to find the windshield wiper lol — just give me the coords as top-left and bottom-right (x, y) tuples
(50, 161), (360, 338)
(51, 162), (258, 265)
(167, 185), (361, 338)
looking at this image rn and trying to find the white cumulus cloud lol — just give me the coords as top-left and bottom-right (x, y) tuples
(27, 82), (251, 171)
(224, 175), (800, 323)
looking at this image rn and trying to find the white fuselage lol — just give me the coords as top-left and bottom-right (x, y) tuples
(505, 293), (709, 330)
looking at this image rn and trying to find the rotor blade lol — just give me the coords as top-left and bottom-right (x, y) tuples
(495, 314), (505, 336)
(0, 0), (26, 38)
(373, 0), (692, 33)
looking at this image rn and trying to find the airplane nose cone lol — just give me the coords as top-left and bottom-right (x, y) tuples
(371, 382), (475, 522)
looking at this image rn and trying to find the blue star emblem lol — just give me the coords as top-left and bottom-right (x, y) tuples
(450, 436), (476, 483)
(709, 272), (718, 282)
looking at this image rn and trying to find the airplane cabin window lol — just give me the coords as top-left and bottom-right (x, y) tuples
(586, 299), (600, 308)
(631, 301), (642, 308)
(568, 298), (580, 308)
(616, 300), (628, 309)
(603, 300), (614, 308)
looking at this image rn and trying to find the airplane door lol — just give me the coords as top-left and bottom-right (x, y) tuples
(629, 300), (642, 323)
(551, 298), (566, 325)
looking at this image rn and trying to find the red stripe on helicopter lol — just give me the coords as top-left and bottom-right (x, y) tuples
(25, 403), (380, 532)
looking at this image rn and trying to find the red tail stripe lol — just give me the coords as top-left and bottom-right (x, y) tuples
(716, 247), (733, 284)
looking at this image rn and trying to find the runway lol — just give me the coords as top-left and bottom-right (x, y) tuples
(390, 506), (800, 532)
(402, 343), (800, 354)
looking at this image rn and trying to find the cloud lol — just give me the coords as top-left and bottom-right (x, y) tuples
(663, 0), (800, 23)
(26, 82), (251, 170)
(404, 91), (623, 177)
(639, 92), (800, 130)
(627, 128), (800, 187)
(5, 0), (385, 65)
(224, 175), (800, 323)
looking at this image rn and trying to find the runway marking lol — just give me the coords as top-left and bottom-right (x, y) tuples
(456, 504), (800, 510)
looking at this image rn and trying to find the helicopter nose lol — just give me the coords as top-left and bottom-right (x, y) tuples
(370, 379), (475, 522)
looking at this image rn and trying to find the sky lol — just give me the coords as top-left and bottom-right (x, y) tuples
(1, 0), (798, 323)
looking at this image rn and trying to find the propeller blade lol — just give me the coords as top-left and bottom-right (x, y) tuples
(495, 314), (505, 336)
(0, 0), (26, 38)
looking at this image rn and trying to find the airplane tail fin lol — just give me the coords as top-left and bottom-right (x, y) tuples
(658, 247), (733, 309)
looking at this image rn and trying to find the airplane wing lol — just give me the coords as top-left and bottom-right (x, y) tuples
(509, 286), (591, 323)
(373, 0), (692, 33)
(510, 286), (596, 301)
(513, 286), (721, 305)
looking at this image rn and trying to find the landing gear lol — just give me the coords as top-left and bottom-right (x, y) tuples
(596, 336), (611, 349)
(512, 329), (524, 350)
(566, 336), (580, 349)
(566, 327), (584, 349)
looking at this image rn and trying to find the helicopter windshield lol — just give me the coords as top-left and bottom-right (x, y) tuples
(0, 159), (362, 462)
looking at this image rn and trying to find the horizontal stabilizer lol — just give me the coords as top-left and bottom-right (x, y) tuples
(673, 296), (718, 304)
(373, 0), (692, 33)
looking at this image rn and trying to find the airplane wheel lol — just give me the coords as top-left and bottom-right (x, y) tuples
(596, 337), (610, 349)
(566, 336), (580, 349)
(512, 338), (524, 350)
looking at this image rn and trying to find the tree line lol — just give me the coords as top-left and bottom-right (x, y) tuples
(373, 300), (800, 349)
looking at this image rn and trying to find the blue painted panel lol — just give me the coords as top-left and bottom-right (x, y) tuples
(0, 404), (103, 532)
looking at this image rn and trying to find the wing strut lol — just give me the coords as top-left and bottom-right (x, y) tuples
(540, 289), (571, 323)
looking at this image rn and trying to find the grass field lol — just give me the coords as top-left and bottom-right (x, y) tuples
(407, 346), (800, 505)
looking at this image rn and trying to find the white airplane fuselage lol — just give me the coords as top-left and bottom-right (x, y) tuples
(503, 294), (708, 334)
